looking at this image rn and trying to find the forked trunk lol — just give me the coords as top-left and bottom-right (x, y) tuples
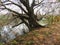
(28, 14), (42, 29)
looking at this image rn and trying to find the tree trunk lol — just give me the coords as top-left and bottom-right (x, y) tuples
(26, 7), (42, 30)
(28, 14), (41, 28)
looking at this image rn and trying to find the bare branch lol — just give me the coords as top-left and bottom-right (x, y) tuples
(31, 0), (35, 7)
(34, 0), (44, 9)
(1, 0), (28, 15)
(20, 0), (29, 7)
(12, 22), (23, 28)
(8, 0), (28, 15)
(0, 2), (29, 20)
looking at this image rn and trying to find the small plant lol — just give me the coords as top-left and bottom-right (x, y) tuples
(25, 40), (34, 45)
(0, 42), (3, 45)
(11, 40), (18, 45)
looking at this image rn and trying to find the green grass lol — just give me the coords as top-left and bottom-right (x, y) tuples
(0, 42), (4, 45)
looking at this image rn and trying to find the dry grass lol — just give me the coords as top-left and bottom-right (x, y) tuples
(1, 15), (60, 45)
(4, 23), (60, 45)
(0, 15), (13, 26)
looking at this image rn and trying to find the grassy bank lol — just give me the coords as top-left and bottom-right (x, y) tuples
(0, 15), (60, 45)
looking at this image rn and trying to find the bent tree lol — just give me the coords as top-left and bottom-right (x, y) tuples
(0, 0), (44, 30)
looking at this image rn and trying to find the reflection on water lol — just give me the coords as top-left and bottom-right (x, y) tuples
(0, 23), (29, 43)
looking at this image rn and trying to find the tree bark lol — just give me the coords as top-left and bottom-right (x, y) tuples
(28, 14), (41, 28)
(26, 6), (42, 29)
